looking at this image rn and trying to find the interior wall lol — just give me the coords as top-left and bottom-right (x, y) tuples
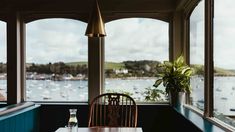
(39, 104), (201, 132)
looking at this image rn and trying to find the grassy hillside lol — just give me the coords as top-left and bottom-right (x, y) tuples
(214, 67), (235, 76)
(191, 64), (235, 76)
(66, 61), (88, 66)
(66, 61), (125, 70)
(105, 62), (125, 70)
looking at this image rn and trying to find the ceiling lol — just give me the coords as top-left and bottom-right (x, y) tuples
(0, 0), (191, 22)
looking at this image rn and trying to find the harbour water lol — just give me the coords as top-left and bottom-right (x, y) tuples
(0, 76), (235, 116)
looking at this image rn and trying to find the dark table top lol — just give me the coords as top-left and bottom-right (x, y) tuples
(56, 127), (143, 132)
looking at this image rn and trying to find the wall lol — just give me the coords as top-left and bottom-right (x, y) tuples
(0, 104), (40, 132)
(39, 104), (201, 132)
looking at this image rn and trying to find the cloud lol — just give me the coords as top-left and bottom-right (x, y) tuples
(214, 0), (235, 69)
(2, 0), (234, 70)
(26, 18), (88, 64)
(105, 18), (169, 62)
(189, 0), (235, 70)
(26, 18), (169, 64)
(1, 18), (170, 64)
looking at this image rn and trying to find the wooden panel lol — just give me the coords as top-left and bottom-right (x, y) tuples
(0, 104), (40, 132)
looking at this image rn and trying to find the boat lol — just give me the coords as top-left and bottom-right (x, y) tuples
(221, 97), (228, 100)
(78, 86), (85, 89)
(215, 88), (222, 92)
(230, 109), (235, 111)
(232, 87), (235, 90)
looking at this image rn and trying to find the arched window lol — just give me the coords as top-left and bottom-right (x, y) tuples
(214, 0), (235, 127)
(104, 18), (169, 102)
(0, 21), (7, 102)
(189, 0), (204, 110)
(26, 18), (88, 102)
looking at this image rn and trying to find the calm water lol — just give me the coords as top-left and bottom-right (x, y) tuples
(0, 78), (162, 102)
(0, 76), (235, 115)
(190, 76), (235, 115)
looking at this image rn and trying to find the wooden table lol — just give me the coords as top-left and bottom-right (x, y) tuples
(56, 127), (143, 132)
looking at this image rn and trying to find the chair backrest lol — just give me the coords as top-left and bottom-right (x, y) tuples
(88, 93), (138, 127)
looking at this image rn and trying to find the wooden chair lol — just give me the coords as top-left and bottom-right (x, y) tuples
(88, 93), (138, 127)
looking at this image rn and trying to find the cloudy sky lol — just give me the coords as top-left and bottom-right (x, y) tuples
(0, 18), (169, 64)
(190, 0), (235, 70)
(1, 0), (235, 69)
(105, 18), (168, 62)
(26, 19), (88, 64)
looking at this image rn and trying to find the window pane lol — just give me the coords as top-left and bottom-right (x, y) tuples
(105, 18), (169, 102)
(214, 0), (235, 127)
(26, 18), (88, 102)
(190, 0), (204, 110)
(0, 21), (7, 101)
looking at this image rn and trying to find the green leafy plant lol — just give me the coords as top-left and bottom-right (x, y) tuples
(144, 87), (164, 102)
(153, 55), (193, 94)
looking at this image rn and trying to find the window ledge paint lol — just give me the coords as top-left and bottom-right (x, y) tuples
(174, 105), (232, 132)
(0, 102), (40, 121)
(32, 101), (169, 105)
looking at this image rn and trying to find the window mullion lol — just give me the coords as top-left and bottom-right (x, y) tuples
(204, 0), (214, 117)
(88, 37), (105, 103)
(7, 11), (24, 104)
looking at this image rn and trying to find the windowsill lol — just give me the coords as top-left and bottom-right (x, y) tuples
(32, 101), (88, 105)
(136, 101), (169, 105)
(30, 101), (169, 105)
(0, 102), (40, 121)
(174, 105), (235, 132)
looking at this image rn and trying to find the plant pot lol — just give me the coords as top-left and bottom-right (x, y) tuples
(169, 91), (185, 107)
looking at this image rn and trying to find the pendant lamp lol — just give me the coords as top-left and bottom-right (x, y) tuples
(85, 0), (106, 37)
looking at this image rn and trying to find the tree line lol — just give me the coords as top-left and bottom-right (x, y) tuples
(106, 60), (162, 78)
(26, 62), (88, 76)
(0, 61), (217, 77)
(23, 60), (162, 78)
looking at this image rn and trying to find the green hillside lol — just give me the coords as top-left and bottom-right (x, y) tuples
(214, 67), (235, 76)
(191, 64), (235, 76)
(105, 62), (125, 70)
(66, 61), (88, 66)
(66, 61), (125, 70)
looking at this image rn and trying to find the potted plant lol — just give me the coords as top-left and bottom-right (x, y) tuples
(153, 55), (193, 106)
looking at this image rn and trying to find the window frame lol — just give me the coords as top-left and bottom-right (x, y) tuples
(103, 18), (170, 103)
(24, 18), (89, 103)
(21, 15), (173, 104)
(2, 1), (235, 131)
(187, 0), (235, 131)
(0, 19), (7, 103)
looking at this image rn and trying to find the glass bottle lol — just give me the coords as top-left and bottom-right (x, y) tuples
(68, 109), (78, 132)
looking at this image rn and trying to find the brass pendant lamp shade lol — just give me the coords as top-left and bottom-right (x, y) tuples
(85, 0), (106, 37)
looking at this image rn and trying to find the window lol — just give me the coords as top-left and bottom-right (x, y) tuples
(105, 18), (169, 102)
(214, 0), (235, 127)
(26, 18), (88, 102)
(0, 21), (7, 101)
(189, 0), (204, 110)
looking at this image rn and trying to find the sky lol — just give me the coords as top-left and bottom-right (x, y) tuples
(1, 0), (235, 69)
(0, 18), (169, 64)
(190, 0), (235, 70)
(26, 19), (88, 64)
